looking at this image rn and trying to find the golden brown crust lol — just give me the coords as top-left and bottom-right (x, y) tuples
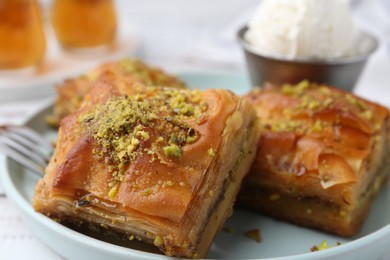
(34, 71), (259, 257)
(240, 81), (390, 236)
(47, 59), (186, 126)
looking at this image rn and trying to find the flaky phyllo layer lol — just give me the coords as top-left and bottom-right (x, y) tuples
(241, 81), (390, 236)
(48, 58), (186, 126)
(34, 71), (259, 258)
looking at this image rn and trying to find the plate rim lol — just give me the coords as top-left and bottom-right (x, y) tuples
(1, 72), (390, 259)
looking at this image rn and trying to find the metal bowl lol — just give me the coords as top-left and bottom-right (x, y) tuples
(238, 26), (379, 91)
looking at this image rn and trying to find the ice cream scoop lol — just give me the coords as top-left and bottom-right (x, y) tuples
(245, 0), (357, 60)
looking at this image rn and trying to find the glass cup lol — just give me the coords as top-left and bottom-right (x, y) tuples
(51, 0), (117, 50)
(0, 0), (46, 69)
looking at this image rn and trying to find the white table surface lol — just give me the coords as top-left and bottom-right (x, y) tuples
(1, 0), (390, 259)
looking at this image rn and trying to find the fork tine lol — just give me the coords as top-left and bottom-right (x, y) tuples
(0, 142), (43, 177)
(0, 125), (52, 177)
(10, 126), (54, 153)
(2, 131), (52, 161)
(0, 136), (48, 166)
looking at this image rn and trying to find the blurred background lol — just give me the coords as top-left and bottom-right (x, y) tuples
(49, 0), (390, 71)
(104, 0), (390, 70)
(0, 0), (389, 130)
(0, 0), (390, 258)
(1, 0), (390, 100)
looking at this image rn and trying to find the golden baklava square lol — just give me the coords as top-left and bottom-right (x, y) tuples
(239, 81), (390, 236)
(34, 71), (259, 257)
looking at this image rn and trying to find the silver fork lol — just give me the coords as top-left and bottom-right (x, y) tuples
(0, 125), (54, 177)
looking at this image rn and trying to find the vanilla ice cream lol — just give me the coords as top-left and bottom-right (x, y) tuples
(245, 0), (357, 59)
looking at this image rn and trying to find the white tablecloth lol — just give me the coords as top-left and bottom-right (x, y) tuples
(1, 0), (390, 259)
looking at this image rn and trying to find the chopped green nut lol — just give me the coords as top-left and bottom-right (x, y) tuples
(319, 87), (330, 94)
(282, 80), (310, 96)
(308, 100), (320, 110)
(318, 240), (330, 251)
(131, 137), (140, 146)
(164, 180), (173, 187)
(108, 185), (118, 200)
(164, 144), (181, 158)
(208, 148), (215, 157)
(144, 188), (153, 196)
(360, 110), (373, 120)
(324, 98), (333, 107)
(311, 120), (323, 132)
(180, 104), (194, 115)
(186, 134), (198, 144)
(78, 113), (94, 123)
(346, 94), (357, 105)
(154, 235), (164, 247)
(137, 130), (150, 141)
(311, 240), (340, 252)
(79, 87), (206, 191)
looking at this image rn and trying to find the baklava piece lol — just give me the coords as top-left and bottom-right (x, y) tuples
(239, 81), (390, 236)
(33, 72), (259, 258)
(47, 58), (186, 126)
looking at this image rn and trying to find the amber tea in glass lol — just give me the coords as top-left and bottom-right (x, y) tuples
(0, 0), (46, 69)
(51, 0), (117, 49)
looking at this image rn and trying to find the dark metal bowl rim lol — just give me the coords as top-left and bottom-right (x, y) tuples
(238, 26), (379, 65)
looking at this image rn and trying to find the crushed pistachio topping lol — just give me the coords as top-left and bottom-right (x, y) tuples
(117, 59), (186, 88)
(146, 231), (154, 239)
(79, 87), (207, 193)
(244, 229), (261, 243)
(129, 235), (135, 241)
(311, 120), (324, 132)
(164, 144), (181, 158)
(208, 148), (215, 157)
(282, 80), (310, 96)
(319, 86), (330, 94)
(281, 82), (376, 123)
(283, 108), (293, 118)
(346, 94), (370, 113)
(186, 135), (197, 144)
(345, 94), (357, 105)
(308, 100), (320, 110)
(297, 94), (322, 112)
(360, 110), (373, 120)
(108, 185), (118, 200)
(271, 120), (302, 132)
(143, 188), (153, 196)
(266, 81), (376, 139)
(324, 97), (333, 107)
(163, 180), (173, 187)
(311, 240), (341, 252)
(153, 235), (164, 247)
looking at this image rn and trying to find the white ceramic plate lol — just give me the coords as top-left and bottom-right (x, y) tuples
(1, 72), (390, 260)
